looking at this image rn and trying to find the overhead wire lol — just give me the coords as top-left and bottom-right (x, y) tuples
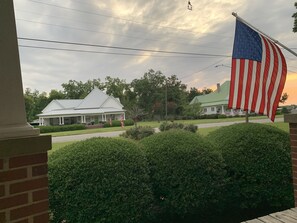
(18, 37), (232, 58)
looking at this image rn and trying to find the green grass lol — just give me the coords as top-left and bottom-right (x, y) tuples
(44, 115), (283, 137)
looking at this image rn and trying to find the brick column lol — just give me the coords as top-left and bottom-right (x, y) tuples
(284, 114), (297, 207)
(0, 136), (51, 223)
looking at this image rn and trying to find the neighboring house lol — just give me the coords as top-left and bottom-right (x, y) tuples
(38, 87), (125, 126)
(190, 81), (244, 116)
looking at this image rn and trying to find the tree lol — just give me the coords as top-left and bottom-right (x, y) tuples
(126, 106), (146, 127)
(62, 79), (104, 99)
(48, 89), (65, 101)
(293, 2), (297, 32)
(280, 92), (289, 104)
(183, 103), (202, 117)
(105, 76), (128, 106)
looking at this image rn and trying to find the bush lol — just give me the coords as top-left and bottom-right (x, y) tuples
(103, 119), (134, 127)
(206, 123), (294, 222)
(159, 122), (198, 133)
(121, 126), (155, 140)
(38, 124), (86, 133)
(140, 130), (226, 222)
(49, 138), (154, 223)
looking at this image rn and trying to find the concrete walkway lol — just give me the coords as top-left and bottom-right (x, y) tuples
(52, 117), (284, 143)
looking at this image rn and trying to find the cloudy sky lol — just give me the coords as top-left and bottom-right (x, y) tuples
(14, 0), (297, 104)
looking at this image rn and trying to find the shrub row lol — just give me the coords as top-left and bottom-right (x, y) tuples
(120, 126), (155, 140)
(159, 122), (198, 133)
(103, 119), (134, 127)
(38, 124), (86, 133)
(48, 124), (293, 223)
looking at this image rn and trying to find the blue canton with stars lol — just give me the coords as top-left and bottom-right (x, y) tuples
(232, 20), (263, 62)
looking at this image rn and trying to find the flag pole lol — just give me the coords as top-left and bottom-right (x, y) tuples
(232, 12), (297, 57)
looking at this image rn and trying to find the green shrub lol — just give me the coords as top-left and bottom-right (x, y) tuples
(141, 130), (226, 222)
(159, 122), (198, 133)
(206, 123), (294, 221)
(121, 126), (155, 140)
(49, 138), (154, 223)
(103, 119), (134, 127)
(38, 124), (86, 133)
(218, 114), (227, 119)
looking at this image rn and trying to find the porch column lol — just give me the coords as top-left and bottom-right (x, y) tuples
(221, 105), (225, 115)
(102, 114), (104, 121)
(284, 114), (297, 207)
(123, 112), (126, 120)
(104, 114), (107, 121)
(61, 117), (64, 125)
(81, 116), (84, 123)
(0, 1), (51, 222)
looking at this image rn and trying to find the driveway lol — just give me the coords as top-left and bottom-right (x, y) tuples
(52, 117), (284, 143)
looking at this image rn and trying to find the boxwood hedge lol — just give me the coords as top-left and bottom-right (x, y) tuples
(140, 130), (226, 222)
(38, 124), (86, 133)
(206, 123), (294, 221)
(48, 137), (154, 223)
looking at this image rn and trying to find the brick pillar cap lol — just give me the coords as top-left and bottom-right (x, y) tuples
(284, 114), (297, 123)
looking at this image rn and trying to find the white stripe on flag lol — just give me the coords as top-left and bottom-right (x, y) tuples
(248, 61), (257, 111)
(232, 60), (240, 108)
(263, 38), (275, 115)
(268, 42), (283, 119)
(255, 38), (267, 114)
(240, 60), (249, 109)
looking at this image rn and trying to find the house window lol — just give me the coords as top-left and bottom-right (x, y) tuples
(204, 108), (207, 113)
(211, 107), (215, 112)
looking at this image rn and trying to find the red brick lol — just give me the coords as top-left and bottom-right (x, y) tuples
(14, 219), (29, 223)
(10, 200), (49, 221)
(32, 165), (47, 177)
(291, 134), (297, 141)
(292, 146), (297, 153)
(0, 159), (3, 170)
(290, 123), (297, 129)
(292, 152), (297, 160)
(292, 140), (297, 147)
(9, 153), (47, 169)
(10, 177), (48, 194)
(0, 212), (5, 222)
(0, 168), (27, 183)
(34, 212), (49, 223)
(290, 128), (297, 135)
(0, 193), (28, 209)
(32, 189), (48, 202)
(0, 185), (5, 197)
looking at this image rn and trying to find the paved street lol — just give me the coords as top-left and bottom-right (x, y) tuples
(52, 117), (284, 143)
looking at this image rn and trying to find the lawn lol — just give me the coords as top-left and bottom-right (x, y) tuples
(45, 115), (284, 137)
(51, 120), (289, 153)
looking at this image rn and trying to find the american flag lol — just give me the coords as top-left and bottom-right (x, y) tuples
(228, 19), (287, 122)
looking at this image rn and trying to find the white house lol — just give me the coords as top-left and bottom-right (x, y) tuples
(190, 81), (244, 116)
(38, 87), (125, 126)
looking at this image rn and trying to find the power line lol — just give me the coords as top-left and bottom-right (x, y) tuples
(18, 37), (232, 58)
(16, 18), (224, 50)
(19, 44), (221, 58)
(26, 0), (231, 38)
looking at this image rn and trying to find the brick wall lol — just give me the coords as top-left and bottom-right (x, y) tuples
(285, 114), (297, 207)
(0, 135), (51, 223)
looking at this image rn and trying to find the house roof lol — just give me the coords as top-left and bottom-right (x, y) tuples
(38, 87), (125, 117)
(190, 81), (230, 107)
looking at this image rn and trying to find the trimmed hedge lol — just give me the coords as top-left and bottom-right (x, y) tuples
(121, 126), (155, 140)
(159, 122), (198, 133)
(48, 137), (154, 223)
(140, 130), (226, 222)
(38, 124), (86, 133)
(103, 119), (134, 127)
(206, 123), (294, 222)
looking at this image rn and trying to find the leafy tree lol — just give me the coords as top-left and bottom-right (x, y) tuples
(62, 79), (104, 99)
(105, 76), (128, 105)
(293, 2), (297, 32)
(48, 89), (65, 101)
(188, 87), (200, 102)
(126, 106), (146, 127)
(183, 103), (202, 117)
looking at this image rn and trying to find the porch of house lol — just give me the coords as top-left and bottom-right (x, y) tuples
(202, 104), (245, 116)
(39, 113), (125, 126)
(242, 208), (297, 223)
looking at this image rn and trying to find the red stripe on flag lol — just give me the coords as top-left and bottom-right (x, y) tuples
(228, 59), (236, 108)
(251, 62), (261, 111)
(270, 45), (287, 121)
(244, 60), (253, 110)
(236, 59), (245, 108)
(266, 40), (279, 117)
(259, 38), (271, 114)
